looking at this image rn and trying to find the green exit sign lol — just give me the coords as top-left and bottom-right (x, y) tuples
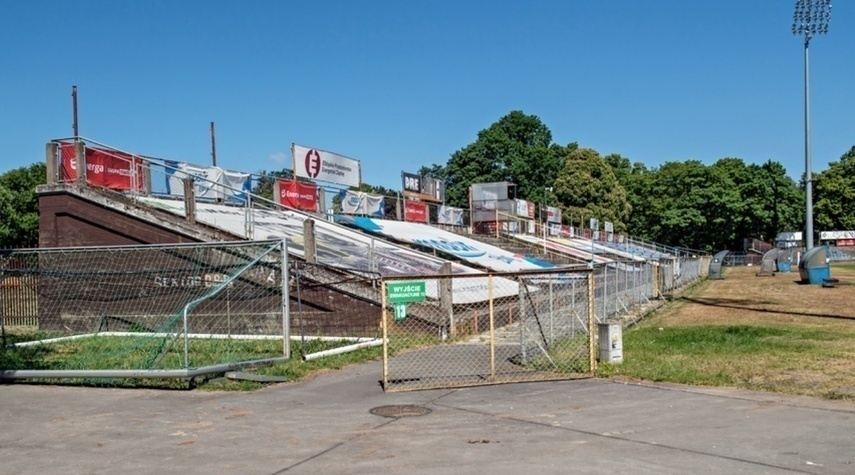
(387, 281), (426, 303)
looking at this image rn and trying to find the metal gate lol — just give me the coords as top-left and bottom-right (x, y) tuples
(381, 268), (595, 391)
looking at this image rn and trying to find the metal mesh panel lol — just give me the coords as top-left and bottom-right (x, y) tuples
(381, 269), (594, 392)
(289, 261), (382, 340)
(0, 241), (286, 377)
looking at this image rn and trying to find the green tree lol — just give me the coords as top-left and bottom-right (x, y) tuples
(814, 146), (855, 231)
(441, 111), (565, 208)
(252, 169), (294, 202)
(0, 162), (46, 247)
(554, 148), (630, 231)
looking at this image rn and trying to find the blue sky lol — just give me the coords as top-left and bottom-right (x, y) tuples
(1, 1), (853, 190)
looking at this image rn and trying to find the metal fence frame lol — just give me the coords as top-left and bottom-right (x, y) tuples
(380, 267), (596, 392)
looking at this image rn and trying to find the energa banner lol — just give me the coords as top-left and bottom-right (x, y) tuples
(293, 143), (360, 188)
(59, 142), (144, 191)
(339, 190), (385, 217)
(437, 205), (465, 226)
(275, 179), (318, 212)
(405, 200), (428, 223)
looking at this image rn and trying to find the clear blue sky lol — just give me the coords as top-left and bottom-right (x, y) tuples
(1, 1), (853, 190)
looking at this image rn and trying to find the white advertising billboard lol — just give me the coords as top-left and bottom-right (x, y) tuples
(293, 143), (360, 188)
(820, 230), (855, 240)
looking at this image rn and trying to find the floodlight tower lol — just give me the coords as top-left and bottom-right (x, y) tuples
(793, 0), (832, 250)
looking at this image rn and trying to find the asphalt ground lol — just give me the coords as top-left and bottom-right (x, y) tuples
(1, 361), (853, 474)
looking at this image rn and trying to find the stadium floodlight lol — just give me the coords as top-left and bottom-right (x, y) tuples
(792, 0), (832, 250)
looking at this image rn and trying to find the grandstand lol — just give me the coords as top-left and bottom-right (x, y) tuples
(8, 137), (712, 383)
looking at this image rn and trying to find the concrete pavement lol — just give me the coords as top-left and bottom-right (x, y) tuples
(1, 361), (853, 474)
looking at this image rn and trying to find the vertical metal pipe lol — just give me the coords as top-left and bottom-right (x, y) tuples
(489, 274), (495, 381)
(587, 271), (596, 373)
(548, 280), (554, 345)
(282, 239), (290, 358)
(804, 38), (814, 250)
(381, 278), (388, 388)
(72, 86), (79, 138)
(602, 265), (607, 320)
(183, 306), (190, 368)
(210, 121), (218, 167)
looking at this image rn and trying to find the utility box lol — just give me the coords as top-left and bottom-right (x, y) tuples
(597, 322), (623, 364)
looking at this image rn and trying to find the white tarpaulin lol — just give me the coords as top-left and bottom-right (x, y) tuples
(547, 206), (562, 223)
(512, 233), (612, 264)
(437, 205), (465, 226)
(336, 216), (554, 272)
(166, 163), (250, 201)
(339, 190), (385, 217)
(138, 198), (517, 303)
(293, 143), (360, 188)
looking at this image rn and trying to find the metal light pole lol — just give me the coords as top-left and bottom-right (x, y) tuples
(793, 0), (832, 250)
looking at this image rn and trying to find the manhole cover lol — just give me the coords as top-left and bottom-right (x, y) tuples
(369, 405), (432, 418)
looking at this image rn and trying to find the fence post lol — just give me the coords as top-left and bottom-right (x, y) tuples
(75, 141), (86, 186)
(518, 275), (526, 365)
(549, 280), (554, 345)
(183, 177), (196, 224)
(45, 142), (58, 185)
(439, 262), (453, 337)
(303, 219), (316, 263)
(381, 278), (388, 388)
(141, 162), (152, 196)
(369, 238), (376, 273)
(282, 239), (290, 359)
(588, 271), (596, 373)
(489, 274), (495, 381)
(602, 265), (608, 320)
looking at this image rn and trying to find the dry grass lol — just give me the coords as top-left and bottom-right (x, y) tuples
(604, 262), (855, 400)
(663, 264), (855, 327)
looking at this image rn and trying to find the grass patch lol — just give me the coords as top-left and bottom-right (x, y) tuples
(0, 330), (387, 391)
(599, 263), (855, 400)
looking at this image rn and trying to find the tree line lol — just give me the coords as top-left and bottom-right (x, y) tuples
(416, 110), (854, 252)
(1, 111), (853, 250)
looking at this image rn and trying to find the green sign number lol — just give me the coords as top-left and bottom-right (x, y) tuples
(394, 303), (407, 321)
(387, 281), (426, 303)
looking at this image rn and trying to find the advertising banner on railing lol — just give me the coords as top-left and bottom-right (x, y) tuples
(820, 230), (855, 240)
(339, 190), (385, 217)
(59, 143), (144, 191)
(165, 163), (250, 201)
(293, 143), (360, 188)
(275, 179), (318, 212)
(514, 199), (527, 218)
(140, 197), (519, 303)
(402, 172), (444, 203)
(547, 206), (562, 223)
(437, 205), (465, 226)
(405, 200), (428, 223)
(336, 216), (553, 271)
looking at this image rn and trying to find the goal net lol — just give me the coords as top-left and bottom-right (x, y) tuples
(0, 240), (287, 378)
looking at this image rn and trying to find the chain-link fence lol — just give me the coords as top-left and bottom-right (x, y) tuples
(381, 268), (595, 391)
(590, 256), (710, 323)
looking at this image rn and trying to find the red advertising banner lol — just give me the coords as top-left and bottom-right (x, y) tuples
(405, 200), (428, 223)
(59, 143), (144, 191)
(527, 202), (535, 219)
(838, 239), (855, 247)
(277, 179), (318, 212)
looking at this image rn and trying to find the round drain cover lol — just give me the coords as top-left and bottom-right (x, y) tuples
(369, 405), (432, 418)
